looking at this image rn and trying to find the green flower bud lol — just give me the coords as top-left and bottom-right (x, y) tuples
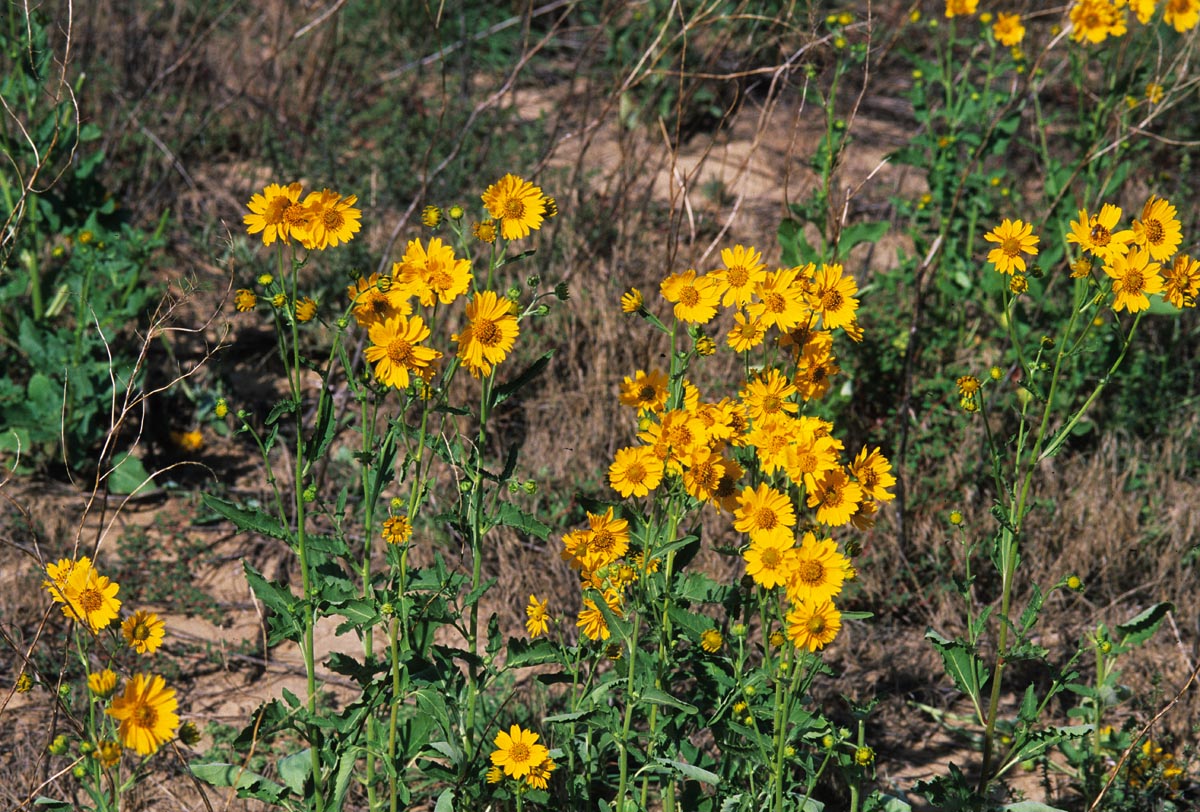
(179, 721), (201, 746)
(554, 282), (570, 301)
(302, 484), (317, 503)
(48, 734), (70, 755)
(526, 274), (541, 288)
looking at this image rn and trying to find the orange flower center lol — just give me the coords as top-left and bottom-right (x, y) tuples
(132, 623), (150, 642)
(591, 530), (615, 555)
(509, 743), (531, 763)
(806, 615), (828, 634)
(1144, 219), (1164, 244)
(324, 208), (345, 231)
(265, 196), (290, 224)
(1120, 271), (1146, 294)
(753, 507), (778, 530)
(387, 338), (416, 366)
(692, 461), (720, 489)
(133, 704), (158, 728)
(283, 204), (309, 228)
(727, 266), (748, 287)
(637, 385), (657, 402)
(764, 292), (786, 313)
(793, 451), (816, 473)
(80, 588), (103, 613)
(503, 199), (525, 220)
(820, 486), (845, 508)
(624, 462), (647, 483)
(1001, 236), (1023, 258)
(679, 285), (700, 307)
(760, 548), (783, 568)
(794, 559), (825, 585)
(474, 318), (501, 347)
(431, 269), (453, 291)
(762, 395), (781, 413)
(820, 290), (844, 312)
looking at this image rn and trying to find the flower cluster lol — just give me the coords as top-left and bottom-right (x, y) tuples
(489, 724), (557, 791)
(244, 183), (361, 249)
(42, 558), (179, 759)
(1070, 0), (1199, 42)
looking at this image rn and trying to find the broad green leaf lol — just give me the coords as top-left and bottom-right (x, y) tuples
(106, 450), (152, 495)
(32, 799), (74, 811)
(203, 494), (289, 540)
(838, 220), (889, 253)
(654, 757), (719, 785)
(926, 629), (986, 701)
(640, 687), (697, 714)
(243, 562), (302, 645)
(189, 762), (288, 803)
(276, 749), (311, 795)
(434, 787), (455, 812)
(1116, 602), (1173, 648)
(506, 637), (559, 668)
(493, 351), (554, 407)
(496, 502), (552, 540)
(1000, 802), (1070, 812)
(778, 218), (820, 267)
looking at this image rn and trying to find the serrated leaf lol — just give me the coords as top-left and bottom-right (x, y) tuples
(506, 637), (559, 668)
(926, 629), (986, 701)
(203, 494), (290, 540)
(266, 398), (298, 425)
(189, 762), (288, 803)
(495, 502), (551, 540)
(277, 749), (311, 795)
(493, 351), (554, 407)
(1116, 602), (1173, 648)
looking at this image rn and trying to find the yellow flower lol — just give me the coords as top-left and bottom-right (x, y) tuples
(294, 296), (317, 322)
(581, 508), (630, 572)
(45, 557), (122, 633)
(785, 533), (848, 605)
(700, 628), (723, 653)
(1145, 83), (1164, 105)
(1067, 204), (1134, 264)
(849, 446), (896, 502)
(122, 610), (166, 655)
(472, 219), (498, 243)
(984, 218), (1039, 274)
(740, 368), (798, 423)
(486, 765), (504, 784)
(682, 445), (726, 503)
(348, 273), (413, 328)
(992, 12), (1025, 45)
(365, 315), (442, 389)
(734, 483), (796, 544)
(726, 311), (766, 352)
(296, 189), (362, 250)
(956, 375), (981, 397)
(743, 535), (796, 590)
(454, 290), (520, 378)
(525, 756), (557, 790)
(1162, 253), (1200, 308)
(106, 673), (179, 756)
(1070, 0), (1129, 43)
(93, 740), (122, 769)
(171, 429), (204, 452)
(944, 0), (978, 18)
(711, 244), (767, 308)
(88, 669), (118, 698)
(620, 287), (644, 313)
(1105, 246), (1163, 313)
(381, 515), (413, 545)
(808, 263), (860, 330)
(746, 265), (811, 332)
(481, 174), (549, 240)
(1164, 0), (1200, 32)
(785, 599), (842, 652)
(234, 289), (257, 312)
(525, 595), (550, 638)
(271, 293), (287, 308)
(1131, 195), (1183, 263)
(609, 445), (664, 498)
(214, 398), (229, 419)
(1009, 274), (1029, 295)
(244, 182), (303, 246)
(660, 269), (721, 325)
(16, 672), (33, 693)
(619, 368), (669, 414)
(421, 205), (442, 227)
(395, 237), (473, 307)
(807, 468), (864, 528)
(256, 273), (274, 286)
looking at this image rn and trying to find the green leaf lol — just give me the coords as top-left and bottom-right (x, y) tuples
(189, 762), (288, 803)
(506, 637), (559, 668)
(640, 687), (698, 714)
(434, 787), (455, 812)
(243, 562), (303, 645)
(778, 219), (820, 267)
(1017, 684), (1038, 724)
(1000, 801), (1070, 812)
(654, 757), (719, 785)
(202, 494), (290, 540)
(493, 350), (554, 407)
(32, 799), (74, 811)
(1116, 602), (1173, 648)
(495, 502), (551, 540)
(838, 220), (889, 254)
(105, 450), (152, 495)
(926, 629), (986, 701)
(276, 749), (311, 795)
(332, 599), (379, 635)
(266, 398), (298, 425)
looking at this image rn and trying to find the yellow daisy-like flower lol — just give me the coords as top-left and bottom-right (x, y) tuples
(660, 269), (721, 325)
(849, 446), (896, 502)
(525, 595), (550, 638)
(808, 263), (860, 330)
(743, 535), (797, 590)
(1131, 195), (1183, 263)
(783, 427), (841, 492)
(746, 414), (797, 477)
(122, 610), (166, 655)
(1164, 0), (1200, 32)
(682, 445), (726, 503)
(395, 237), (473, 307)
(1106, 246), (1163, 313)
(741, 368), (798, 424)
(106, 673), (179, 756)
(711, 244), (767, 308)
(297, 188), (361, 250)
(481, 174), (548, 240)
(807, 468), (864, 527)
(992, 12), (1025, 45)
(582, 508), (630, 572)
(294, 297), (318, 322)
(699, 628), (723, 653)
(473, 219), (498, 243)
(577, 597), (611, 641)
(785, 533), (848, 605)
(454, 290), (520, 378)
(421, 205), (442, 228)
(1069, 0), (1128, 43)
(381, 515), (413, 545)
(733, 483), (796, 543)
(491, 724), (550, 780)
(786, 600), (842, 652)
(243, 182), (303, 246)
(609, 445), (665, 498)
(365, 315), (442, 389)
(234, 289), (257, 312)
(1126, 0), (1157, 24)
(49, 557), (122, 633)
(620, 287), (644, 313)
(726, 311), (766, 352)
(486, 765), (504, 784)
(984, 218), (1039, 274)
(88, 669), (118, 698)
(709, 454), (744, 513)
(944, 0), (978, 17)
(347, 273), (413, 328)
(618, 368), (669, 414)
(1067, 205), (1134, 264)
(1162, 253), (1200, 308)
(525, 756), (557, 790)
(747, 265), (811, 332)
